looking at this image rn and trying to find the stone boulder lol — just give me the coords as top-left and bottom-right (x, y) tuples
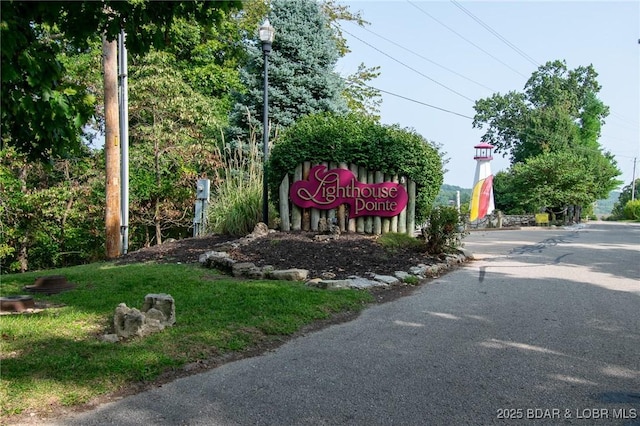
(141, 293), (175, 326)
(199, 251), (236, 272)
(113, 293), (176, 339)
(270, 268), (309, 281)
(114, 303), (160, 338)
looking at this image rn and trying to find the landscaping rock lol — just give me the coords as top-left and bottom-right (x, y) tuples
(270, 269), (309, 281)
(322, 279), (353, 290)
(196, 232), (475, 289)
(409, 265), (428, 278)
(373, 275), (400, 285)
(457, 248), (474, 260)
(113, 294), (176, 339)
(114, 304), (145, 338)
(141, 293), (175, 326)
(394, 271), (412, 281)
(100, 334), (120, 343)
(232, 262), (264, 279)
(199, 251), (236, 272)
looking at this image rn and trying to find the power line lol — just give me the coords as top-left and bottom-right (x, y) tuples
(352, 23), (497, 93)
(406, 0), (529, 79)
(361, 83), (474, 119)
(450, 0), (539, 68)
(340, 27), (476, 103)
(609, 111), (640, 128)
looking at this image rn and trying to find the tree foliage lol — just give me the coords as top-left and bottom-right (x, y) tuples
(492, 171), (528, 214)
(228, 0), (349, 141)
(473, 60), (609, 164)
(611, 179), (640, 219)
(494, 150), (620, 218)
(1, 12), (95, 160)
(268, 113), (444, 222)
(473, 60), (620, 217)
(128, 50), (225, 246)
(1, 0), (240, 160)
(0, 147), (104, 272)
(342, 63), (382, 119)
(622, 200), (640, 221)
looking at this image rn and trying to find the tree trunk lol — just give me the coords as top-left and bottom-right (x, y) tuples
(145, 226), (151, 248)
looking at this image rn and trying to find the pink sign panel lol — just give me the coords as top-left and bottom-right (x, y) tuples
(290, 165), (408, 218)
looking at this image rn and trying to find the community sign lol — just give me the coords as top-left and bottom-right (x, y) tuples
(290, 165), (408, 218)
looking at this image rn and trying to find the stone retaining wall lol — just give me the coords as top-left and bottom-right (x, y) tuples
(466, 212), (537, 229)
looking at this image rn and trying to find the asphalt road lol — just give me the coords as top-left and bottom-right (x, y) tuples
(54, 221), (639, 426)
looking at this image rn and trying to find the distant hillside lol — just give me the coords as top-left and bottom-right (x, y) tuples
(434, 184), (472, 207)
(594, 191), (621, 216)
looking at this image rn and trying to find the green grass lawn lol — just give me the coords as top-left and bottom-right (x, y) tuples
(0, 262), (372, 419)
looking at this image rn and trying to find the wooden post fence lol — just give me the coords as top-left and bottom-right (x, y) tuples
(278, 163), (416, 235)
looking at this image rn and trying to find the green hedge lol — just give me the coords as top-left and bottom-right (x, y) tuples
(267, 113), (444, 223)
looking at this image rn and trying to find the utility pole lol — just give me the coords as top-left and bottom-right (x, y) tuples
(103, 36), (121, 258)
(632, 157), (637, 201)
(118, 29), (129, 255)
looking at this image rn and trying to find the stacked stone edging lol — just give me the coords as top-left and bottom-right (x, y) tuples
(198, 246), (472, 291)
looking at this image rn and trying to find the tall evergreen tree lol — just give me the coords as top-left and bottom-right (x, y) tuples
(228, 0), (348, 143)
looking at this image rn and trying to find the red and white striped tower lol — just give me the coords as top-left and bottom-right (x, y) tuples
(470, 142), (495, 222)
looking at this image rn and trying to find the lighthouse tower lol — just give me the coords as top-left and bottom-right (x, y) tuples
(470, 142), (495, 222)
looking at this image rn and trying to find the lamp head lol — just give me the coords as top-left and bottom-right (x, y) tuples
(259, 19), (275, 44)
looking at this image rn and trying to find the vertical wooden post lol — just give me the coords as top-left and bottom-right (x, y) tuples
(373, 171), (383, 235)
(365, 170), (374, 234)
(356, 166), (367, 233)
(398, 176), (407, 234)
(407, 180), (416, 236)
(328, 162), (337, 226)
(390, 174), (399, 233)
(103, 36), (121, 258)
(310, 162), (321, 231)
(279, 174), (290, 231)
(292, 164), (302, 231)
(348, 164), (358, 232)
(302, 161), (311, 231)
(382, 174), (391, 234)
(319, 162), (328, 228)
(338, 162), (348, 232)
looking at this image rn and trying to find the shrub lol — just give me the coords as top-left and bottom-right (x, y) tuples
(623, 200), (640, 221)
(267, 113), (444, 223)
(378, 232), (423, 253)
(422, 206), (466, 254)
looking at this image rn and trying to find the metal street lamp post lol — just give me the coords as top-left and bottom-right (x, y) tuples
(259, 19), (275, 225)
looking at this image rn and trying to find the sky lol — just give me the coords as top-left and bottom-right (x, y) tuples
(335, 0), (640, 190)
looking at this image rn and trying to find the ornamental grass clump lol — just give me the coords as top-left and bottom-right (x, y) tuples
(208, 134), (277, 236)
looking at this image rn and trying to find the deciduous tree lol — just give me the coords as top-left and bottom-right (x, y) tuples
(473, 60), (609, 164)
(472, 60), (620, 218)
(1, 0), (240, 160)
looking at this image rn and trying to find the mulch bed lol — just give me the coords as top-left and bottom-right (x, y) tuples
(116, 231), (443, 281)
